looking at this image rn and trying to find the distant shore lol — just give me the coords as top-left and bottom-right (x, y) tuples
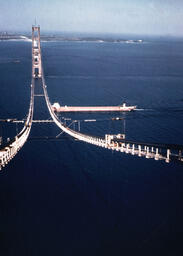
(0, 33), (143, 43)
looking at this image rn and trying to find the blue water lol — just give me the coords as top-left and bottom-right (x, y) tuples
(0, 39), (183, 256)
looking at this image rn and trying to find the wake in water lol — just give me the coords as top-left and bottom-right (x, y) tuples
(134, 108), (154, 111)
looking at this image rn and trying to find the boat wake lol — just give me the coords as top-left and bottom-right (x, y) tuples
(134, 108), (157, 112)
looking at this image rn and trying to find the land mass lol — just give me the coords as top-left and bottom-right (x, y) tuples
(0, 32), (143, 43)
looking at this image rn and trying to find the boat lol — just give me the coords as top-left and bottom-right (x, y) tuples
(52, 102), (136, 113)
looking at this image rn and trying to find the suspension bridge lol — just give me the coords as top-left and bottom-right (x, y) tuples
(0, 25), (183, 170)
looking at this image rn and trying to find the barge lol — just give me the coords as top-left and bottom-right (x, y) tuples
(52, 102), (136, 113)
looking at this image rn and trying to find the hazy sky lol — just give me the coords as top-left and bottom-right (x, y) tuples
(0, 0), (183, 36)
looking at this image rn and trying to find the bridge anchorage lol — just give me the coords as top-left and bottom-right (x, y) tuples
(0, 25), (183, 171)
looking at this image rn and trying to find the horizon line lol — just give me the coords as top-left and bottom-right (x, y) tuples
(1, 28), (183, 39)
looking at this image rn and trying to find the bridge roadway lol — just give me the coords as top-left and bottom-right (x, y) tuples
(0, 79), (34, 170)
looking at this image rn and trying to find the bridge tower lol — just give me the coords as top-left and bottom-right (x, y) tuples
(32, 25), (42, 78)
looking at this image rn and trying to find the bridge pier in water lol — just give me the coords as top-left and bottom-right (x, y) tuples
(100, 136), (183, 164)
